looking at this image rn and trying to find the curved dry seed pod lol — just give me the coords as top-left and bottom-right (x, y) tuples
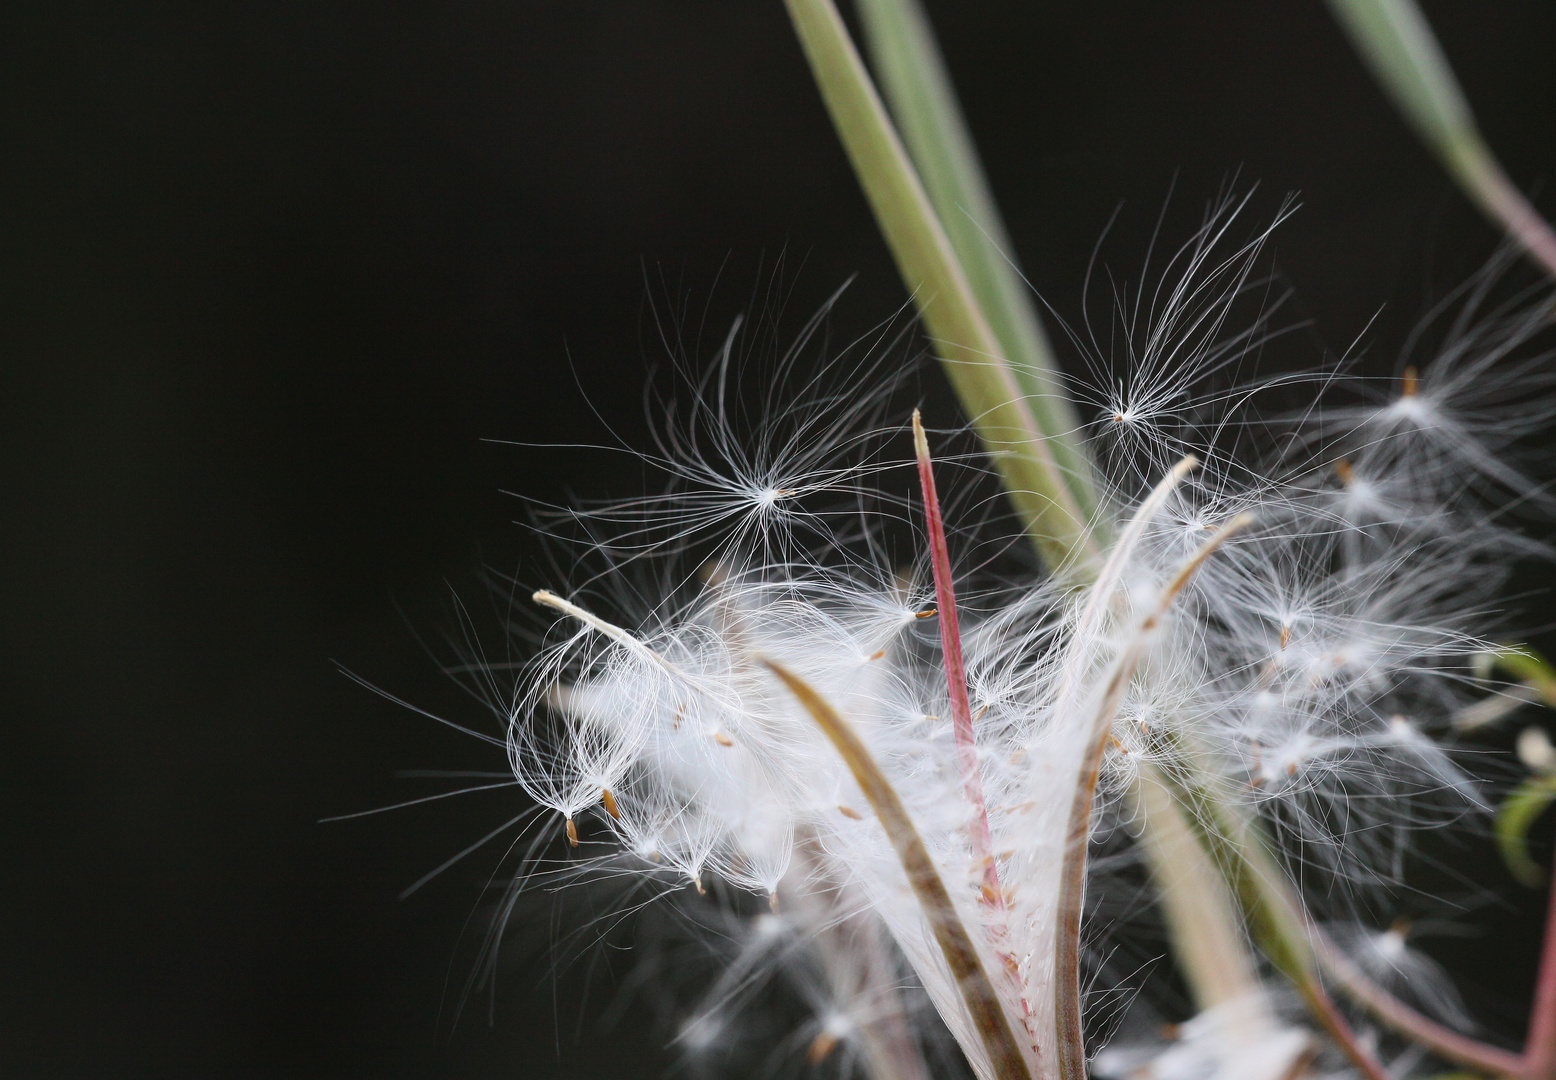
(761, 657), (1037, 1080)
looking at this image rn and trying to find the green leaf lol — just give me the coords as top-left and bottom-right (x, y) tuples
(1496, 772), (1556, 888)
(1487, 644), (1556, 709)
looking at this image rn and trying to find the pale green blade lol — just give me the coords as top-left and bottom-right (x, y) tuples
(839, 1), (1285, 1046)
(783, 0), (1099, 575)
(1326, 0), (1556, 278)
(854, 0), (1101, 528)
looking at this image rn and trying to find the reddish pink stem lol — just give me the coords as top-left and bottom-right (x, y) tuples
(912, 410), (999, 896)
(1299, 978), (1392, 1080)
(1316, 923), (1525, 1077)
(1524, 881), (1556, 1077)
(913, 411), (1039, 1049)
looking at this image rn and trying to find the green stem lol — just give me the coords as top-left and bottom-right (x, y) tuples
(1326, 0), (1556, 279)
(1131, 766), (1266, 1012)
(784, 5), (1424, 1073)
(783, 0), (1099, 576)
(853, 0), (1102, 529)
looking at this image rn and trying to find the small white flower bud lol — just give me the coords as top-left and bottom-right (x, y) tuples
(1518, 726), (1556, 774)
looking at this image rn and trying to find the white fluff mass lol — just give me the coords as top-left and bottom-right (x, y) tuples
(494, 207), (1554, 1080)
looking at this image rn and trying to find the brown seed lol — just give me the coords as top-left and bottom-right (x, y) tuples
(713, 731), (734, 747)
(837, 804), (863, 820)
(914, 607), (938, 619)
(1401, 365), (1419, 397)
(601, 788), (620, 819)
(564, 816), (579, 847)
(1333, 458), (1355, 486)
(867, 649), (886, 661)
(807, 1031), (839, 1065)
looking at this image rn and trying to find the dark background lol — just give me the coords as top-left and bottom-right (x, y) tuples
(2, 2), (1554, 1077)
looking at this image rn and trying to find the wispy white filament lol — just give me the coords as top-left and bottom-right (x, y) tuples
(493, 207), (1554, 1079)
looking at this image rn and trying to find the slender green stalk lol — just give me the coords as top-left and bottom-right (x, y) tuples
(1326, 0), (1556, 279)
(1158, 757), (1397, 1080)
(1131, 766), (1265, 1012)
(783, 0), (1098, 576)
(853, 0), (1101, 529)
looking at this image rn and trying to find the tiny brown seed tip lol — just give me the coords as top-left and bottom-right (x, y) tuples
(807, 1031), (839, 1065)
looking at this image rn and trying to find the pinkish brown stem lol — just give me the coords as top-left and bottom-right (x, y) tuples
(1523, 882), (1556, 1078)
(1311, 909), (1526, 1076)
(912, 410), (1040, 1052)
(912, 409), (999, 897)
(1298, 977), (1392, 1080)
(1450, 147), (1556, 284)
